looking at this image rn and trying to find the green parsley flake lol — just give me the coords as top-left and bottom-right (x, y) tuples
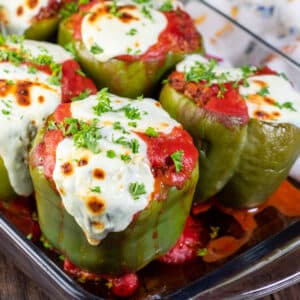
(28, 65), (38, 74)
(106, 149), (116, 158)
(93, 88), (113, 115)
(76, 69), (86, 77)
(159, 0), (173, 11)
(90, 186), (101, 193)
(170, 150), (184, 172)
(209, 226), (220, 239)
(64, 42), (77, 57)
(90, 43), (104, 55)
(274, 101), (297, 112)
(197, 248), (208, 257)
(109, 0), (123, 17)
(127, 28), (138, 36)
(1, 109), (10, 115)
(71, 89), (91, 102)
(129, 182), (146, 200)
(128, 121), (137, 128)
(122, 104), (141, 120)
(145, 127), (158, 137)
(121, 153), (131, 162)
(257, 87), (270, 97)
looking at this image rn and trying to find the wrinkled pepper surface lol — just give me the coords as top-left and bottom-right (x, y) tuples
(58, 1), (204, 98)
(159, 57), (300, 207)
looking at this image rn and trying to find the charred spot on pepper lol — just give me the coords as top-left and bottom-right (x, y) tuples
(16, 6), (24, 16)
(60, 161), (74, 176)
(77, 156), (89, 167)
(86, 195), (106, 214)
(93, 168), (105, 180)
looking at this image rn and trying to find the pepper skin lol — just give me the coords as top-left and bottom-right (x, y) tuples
(57, 4), (204, 98)
(24, 16), (59, 41)
(29, 130), (199, 274)
(159, 75), (300, 208)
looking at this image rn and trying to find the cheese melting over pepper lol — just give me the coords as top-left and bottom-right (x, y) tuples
(81, 0), (170, 62)
(0, 0), (49, 35)
(0, 40), (72, 196)
(177, 54), (300, 128)
(52, 93), (179, 245)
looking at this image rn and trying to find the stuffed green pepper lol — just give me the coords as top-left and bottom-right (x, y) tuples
(159, 54), (300, 207)
(58, 0), (204, 98)
(0, 0), (65, 40)
(29, 90), (199, 274)
(0, 35), (96, 201)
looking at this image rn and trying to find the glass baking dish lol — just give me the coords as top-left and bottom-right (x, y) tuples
(1, 1), (300, 299)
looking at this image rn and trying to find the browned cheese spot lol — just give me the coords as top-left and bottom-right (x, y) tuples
(254, 110), (270, 120)
(155, 102), (161, 107)
(16, 81), (34, 106)
(253, 80), (268, 88)
(26, 0), (39, 10)
(78, 157), (88, 167)
(87, 196), (105, 214)
(272, 111), (281, 118)
(59, 187), (65, 196)
(264, 96), (276, 105)
(0, 80), (14, 97)
(61, 161), (73, 176)
(0, 7), (9, 25)
(91, 221), (104, 230)
(38, 95), (44, 103)
(93, 168), (105, 180)
(16, 6), (24, 16)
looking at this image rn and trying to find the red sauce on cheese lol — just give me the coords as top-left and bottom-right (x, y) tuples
(168, 66), (278, 127)
(68, 2), (202, 61)
(32, 0), (62, 21)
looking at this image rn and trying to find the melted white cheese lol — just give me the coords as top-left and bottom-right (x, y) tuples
(81, 0), (167, 62)
(53, 94), (179, 245)
(0, 40), (72, 196)
(0, 62), (61, 196)
(0, 0), (49, 35)
(176, 55), (300, 128)
(239, 75), (300, 127)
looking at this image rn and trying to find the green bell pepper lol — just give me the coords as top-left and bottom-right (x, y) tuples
(24, 16), (59, 41)
(57, 13), (204, 98)
(159, 84), (300, 208)
(29, 119), (199, 275)
(0, 156), (17, 201)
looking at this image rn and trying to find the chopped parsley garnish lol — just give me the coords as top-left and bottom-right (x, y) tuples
(71, 89), (91, 102)
(93, 88), (113, 115)
(145, 127), (158, 137)
(0, 49), (24, 65)
(257, 87), (270, 97)
(141, 5), (152, 20)
(274, 101), (297, 112)
(90, 186), (101, 193)
(27, 65), (38, 74)
(26, 233), (33, 240)
(76, 69), (86, 77)
(1, 109), (10, 115)
(109, 0), (122, 17)
(127, 28), (138, 36)
(121, 153), (131, 162)
(64, 42), (77, 57)
(90, 43), (104, 55)
(130, 138), (139, 153)
(107, 149), (116, 158)
(129, 182), (146, 200)
(113, 121), (128, 134)
(279, 72), (289, 81)
(184, 59), (217, 84)
(197, 248), (208, 257)
(72, 119), (101, 153)
(60, 2), (80, 18)
(128, 121), (137, 128)
(209, 226), (220, 239)
(159, 0), (173, 11)
(170, 150), (184, 172)
(113, 136), (139, 153)
(136, 95), (144, 100)
(122, 104), (141, 120)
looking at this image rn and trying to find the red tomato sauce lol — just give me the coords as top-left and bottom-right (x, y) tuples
(138, 126), (198, 190)
(68, 3), (202, 61)
(33, 0), (62, 21)
(168, 66), (278, 126)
